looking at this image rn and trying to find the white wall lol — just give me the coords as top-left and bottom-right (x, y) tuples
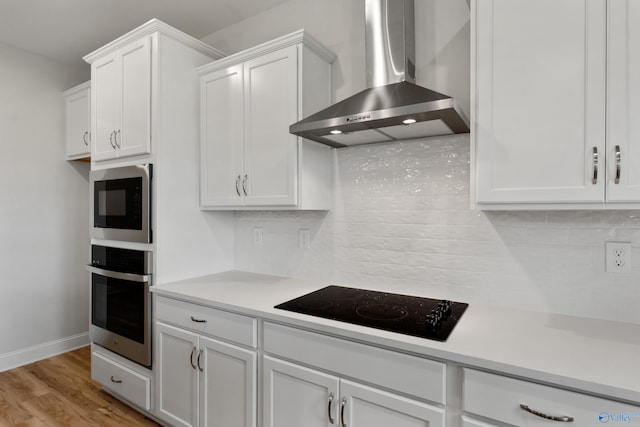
(0, 41), (90, 369)
(204, 0), (640, 325)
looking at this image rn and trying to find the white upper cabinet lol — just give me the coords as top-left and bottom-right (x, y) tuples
(84, 19), (224, 168)
(91, 36), (151, 162)
(473, 0), (640, 208)
(607, 1), (640, 202)
(198, 30), (335, 210)
(63, 81), (91, 160)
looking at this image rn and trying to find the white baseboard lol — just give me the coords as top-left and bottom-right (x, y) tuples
(0, 332), (90, 372)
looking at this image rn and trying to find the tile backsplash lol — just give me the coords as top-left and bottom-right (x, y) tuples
(235, 134), (640, 324)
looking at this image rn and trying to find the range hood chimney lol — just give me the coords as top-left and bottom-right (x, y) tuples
(290, 0), (470, 148)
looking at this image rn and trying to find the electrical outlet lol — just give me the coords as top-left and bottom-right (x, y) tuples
(605, 242), (632, 273)
(299, 229), (310, 249)
(253, 227), (263, 246)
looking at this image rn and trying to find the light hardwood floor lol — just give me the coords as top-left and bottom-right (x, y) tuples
(0, 346), (160, 426)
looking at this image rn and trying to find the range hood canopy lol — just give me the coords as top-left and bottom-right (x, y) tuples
(290, 0), (470, 148)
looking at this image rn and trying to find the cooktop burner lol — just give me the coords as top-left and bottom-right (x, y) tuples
(275, 286), (468, 341)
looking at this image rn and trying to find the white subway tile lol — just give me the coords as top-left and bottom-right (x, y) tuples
(233, 134), (640, 325)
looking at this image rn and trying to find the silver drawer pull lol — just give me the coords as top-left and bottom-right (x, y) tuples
(340, 397), (347, 427)
(615, 145), (621, 184)
(242, 174), (248, 196)
(520, 404), (574, 422)
(190, 316), (207, 323)
(110, 376), (122, 384)
(327, 392), (335, 424)
(592, 146), (598, 184)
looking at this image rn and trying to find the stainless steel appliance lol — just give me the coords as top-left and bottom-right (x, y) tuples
(90, 164), (152, 243)
(276, 286), (468, 341)
(87, 245), (152, 367)
(290, 0), (469, 147)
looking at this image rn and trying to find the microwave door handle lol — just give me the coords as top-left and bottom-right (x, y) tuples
(85, 265), (151, 282)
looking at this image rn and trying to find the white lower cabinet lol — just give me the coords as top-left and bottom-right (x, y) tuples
(263, 356), (443, 427)
(91, 346), (152, 411)
(155, 297), (257, 427)
(262, 322), (445, 427)
(263, 356), (338, 427)
(463, 368), (640, 427)
(460, 416), (496, 427)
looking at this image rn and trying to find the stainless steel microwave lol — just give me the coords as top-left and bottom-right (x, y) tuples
(90, 164), (152, 243)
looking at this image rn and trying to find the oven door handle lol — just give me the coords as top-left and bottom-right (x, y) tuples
(86, 265), (151, 282)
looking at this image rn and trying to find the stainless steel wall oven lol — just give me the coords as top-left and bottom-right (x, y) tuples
(87, 245), (152, 367)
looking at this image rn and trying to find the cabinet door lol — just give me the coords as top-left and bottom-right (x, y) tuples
(92, 52), (119, 161)
(200, 65), (244, 207)
(474, 0), (606, 204)
(461, 416), (498, 427)
(607, 1), (640, 202)
(340, 380), (445, 427)
(156, 322), (198, 427)
(199, 336), (256, 427)
(117, 36), (152, 159)
(263, 356), (339, 427)
(243, 45), (299, 206)
(65, 84), (90, 159)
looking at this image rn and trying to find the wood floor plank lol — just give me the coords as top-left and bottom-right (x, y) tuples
(0, 347), (159, 427)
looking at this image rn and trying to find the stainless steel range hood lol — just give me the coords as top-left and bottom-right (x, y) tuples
(290, 0), (470, 148)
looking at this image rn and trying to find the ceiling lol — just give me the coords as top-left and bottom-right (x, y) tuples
(0, 0), (289, 68)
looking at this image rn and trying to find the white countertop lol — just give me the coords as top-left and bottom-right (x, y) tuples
(151, 270), (640, 404)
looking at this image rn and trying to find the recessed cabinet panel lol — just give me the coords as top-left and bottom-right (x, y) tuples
(243, 46), (298, 206)
(607, 0), (640, 202)
(93, 53), (119, 161)
(119, 37), (151, 159)
(474, 0), (606, 204)
(200, 337), (256, 427)
(200, 65), (244, 207)
(90, 36), (152, 163)
(263, 356), (340, 427)
(341, 380), (444, 427)
(157, 323), (199, 427)
(64, 81), (91, 160)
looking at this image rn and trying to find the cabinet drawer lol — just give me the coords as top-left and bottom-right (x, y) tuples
(155, 296), (257, 348)
(91, 351), (151, 410)
(263, 322), (445, 404)
(464, 368), (640, 426)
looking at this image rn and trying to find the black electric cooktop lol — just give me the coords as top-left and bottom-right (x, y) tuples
(275, 286), (468, 342)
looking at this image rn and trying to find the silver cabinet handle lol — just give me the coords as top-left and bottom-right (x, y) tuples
(197, 349), (204, 372)
(340, 397), (347, 427)
(83, 131), (89, 146)
(520, 404), (574, 422)
(110, 376), (122, 384)
(327, 392), (335, 424)
(615, 145), (621, 184)
(85, 265), (151, 283)
(592, 146), (598, 184)
(235, 175), (241, 196)
(190, 316), (207, 323)
(242, 174), (248, 196)
(189, 347), (197, 370)
(109, 131), (116, 149)
(115, 129), (121, 148)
